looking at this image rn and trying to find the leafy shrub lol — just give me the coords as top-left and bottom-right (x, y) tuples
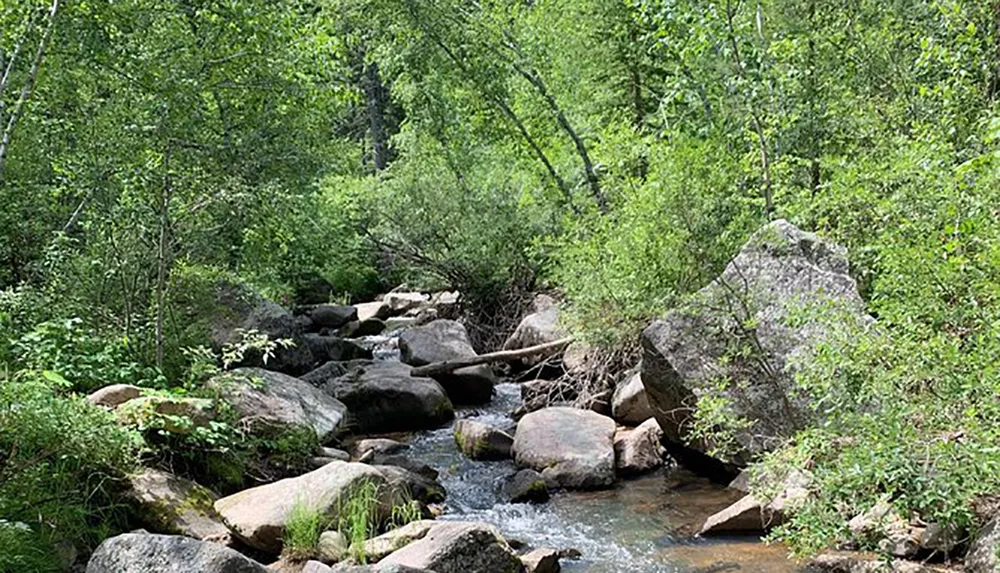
(0, 373), (141, 564)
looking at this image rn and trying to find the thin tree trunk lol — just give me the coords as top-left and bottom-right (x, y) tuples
(363, 61), (389, 172)
(724, 0), (774, 218)
(411, 337), (574, 377)
(155, 144), (173, 370)
(0, 0), (59, 181)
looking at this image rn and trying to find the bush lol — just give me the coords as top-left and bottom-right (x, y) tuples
(0, 374), (141, 565)
(283, 500), (327, 560)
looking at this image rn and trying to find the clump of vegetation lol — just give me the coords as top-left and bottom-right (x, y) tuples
(283, 500), (328, 560)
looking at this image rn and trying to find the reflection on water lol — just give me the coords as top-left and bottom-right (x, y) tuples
(401, 383), (803, 572)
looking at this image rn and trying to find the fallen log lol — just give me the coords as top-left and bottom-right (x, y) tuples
(410, 336), (574, 378)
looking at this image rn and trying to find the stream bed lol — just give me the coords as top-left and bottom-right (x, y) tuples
(398, 383), (803, 573)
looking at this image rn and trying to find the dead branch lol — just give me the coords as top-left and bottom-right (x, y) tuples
(411, 336), (574, 378)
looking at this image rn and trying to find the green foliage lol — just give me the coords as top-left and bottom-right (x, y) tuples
(283, 500), (328, 560)
(340, 479), (381, 563)
(0, 374), (141, 562)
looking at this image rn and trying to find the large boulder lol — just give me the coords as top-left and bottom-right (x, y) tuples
(208, 368), (347, 442)
(214, 461), (395, 554)
(964, 516), (1000, 572)
(512, 407), (616, 490)
(126, 468), (230, 543)
(303, 361), (454, 433)
(86, 533), (270, 573)
(641, 220), (871, 466)
(454, 419), (513, 460)
(502, 295), (566, 369)
(380, 522), (523, 573)
(399, 320), (495, 405)
(611, 371), (654, 426)
(210, 282), (316, 375)
(87, 384), (142, 408)
(613, 418), (666, 475)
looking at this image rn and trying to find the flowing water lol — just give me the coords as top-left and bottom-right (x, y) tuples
(396, 382), (803, 573)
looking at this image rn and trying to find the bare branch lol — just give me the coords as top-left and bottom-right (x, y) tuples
(411, 337), (574, 378)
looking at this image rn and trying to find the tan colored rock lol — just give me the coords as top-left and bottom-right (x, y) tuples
(380, 522), (522, 573)
(356, 301), (392, 322)
(520, 548), (560, 573)
(87, 384), (142, 408)
(214, 461), (393, 554)
(611, 372), (653, 426)
(699, 470), (810, 535)
(317, 530), (349, 563)
(613, 418), (665, 475)
(126, 468), (230, 543)
(362, 520), (438, 562)
(454, 419), (513, 460)
(513, 407), (616, 490)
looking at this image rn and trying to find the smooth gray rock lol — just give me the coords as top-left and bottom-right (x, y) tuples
(512, 408), (616, 490)
(209, 368), (347, 442)
(381, 521), (523, 573)
(86, 533), (269, 573)
(399, 320), (495, 405)
(502, 295), (565, 369)
(503, 469), (550, 504)
(87, 384), (142, 408)
(642, 220), (871, 466)
(613, 418), (666, 475)
(611, 371), (654, 426)
(303, 361), (454, 433)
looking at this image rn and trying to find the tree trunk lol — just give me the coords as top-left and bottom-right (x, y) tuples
(364, 61), (389, 172)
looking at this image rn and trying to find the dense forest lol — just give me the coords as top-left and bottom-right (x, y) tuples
(3, 0), (1000, 571)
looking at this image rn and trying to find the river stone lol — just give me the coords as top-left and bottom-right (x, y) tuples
(384, 292), (430, 315)
(86, 533), (270, 573)
(317, 530), (349, 563)
(380, 521), (522, 573)
(699, 470), (810, 535)
(210, 281), (315, 375)
(304, 335), (373, 363)
(521, 548), (560, 573)
(374, 464), (446, 505)
(965, 516), (1000, 572)
(126, 468), (230, 543)
(87, 384), (143, 408)
(318, 447), (351, 461)
(611, 371), (654, 426)
(330, 564), (435, 573)
(310, 305), (358, 329)
(304, 562), (333, 573)
(303, 361), (454, 433)
(339, 318), (387, 338)
(806, 551), (958, 572)
(352, 438), (408, 458)
(503, 469), (550, 503)
(363, 520), (439, 562)
(208, 368), (347, 442)
(214, 461), (393, 554)
(613, 418), (666, 475)
(454, 419), (513, 460)
(641, 220), (872, 466)
(503, 295), (566, 369)
(399, 320), (495, 405)
(512, 407), (616, 490)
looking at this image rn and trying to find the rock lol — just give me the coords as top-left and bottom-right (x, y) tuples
(356, 302), (393, 322)
(806, 551), (958, 572)
(502, 295), (565, 369)
(560, 342), (593, 378)
(330, 564), (434, 573)
(385, 317), (419, 331)
(919, 522), (961, 554)
(454, 419), (513, 460)
(362, 520), (439, 562)
(351, 439), (408, 458)
(699, 470), (810, 535)
(214, 461), (394, 554)
(503, 469), (550, 504)
(374, 464), (447, 505)
(399, 320), (495, 405)
(339, 319), (387, 338)
(317, 530), (349, 563)
(384, 292), (430, 315)
(520, 548), (560, 573)
(966, 516), (1000, 572)
(208, 368), (347, 442)
(366, 454), (439, 481)
(728, 470), (752, 494)
(613, 418), (666, 475)
(380, 521), (523, 573)
(845, 496), (926, 557)
(512, 407), (616, 490)
(641, 220), (872, 466)
(304, 335), (373, 363)
(303, 361), (454, 433)
(309, 456), (342, 469)
(304, 562), (333, 573)
(87, 384), (142, 408)
(85, 533), (270, 573)
(125, 468), (230, 543)
(318, 447), (351, 461)
(611, 371), (654, 426)
(520, 380), (577, 412)
(210, 282), (315, 375)
(117, 396), (215, 434)
(310, 305), (358, 329)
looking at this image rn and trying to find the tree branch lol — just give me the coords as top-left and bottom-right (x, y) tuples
(411, 336), (574, 378)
